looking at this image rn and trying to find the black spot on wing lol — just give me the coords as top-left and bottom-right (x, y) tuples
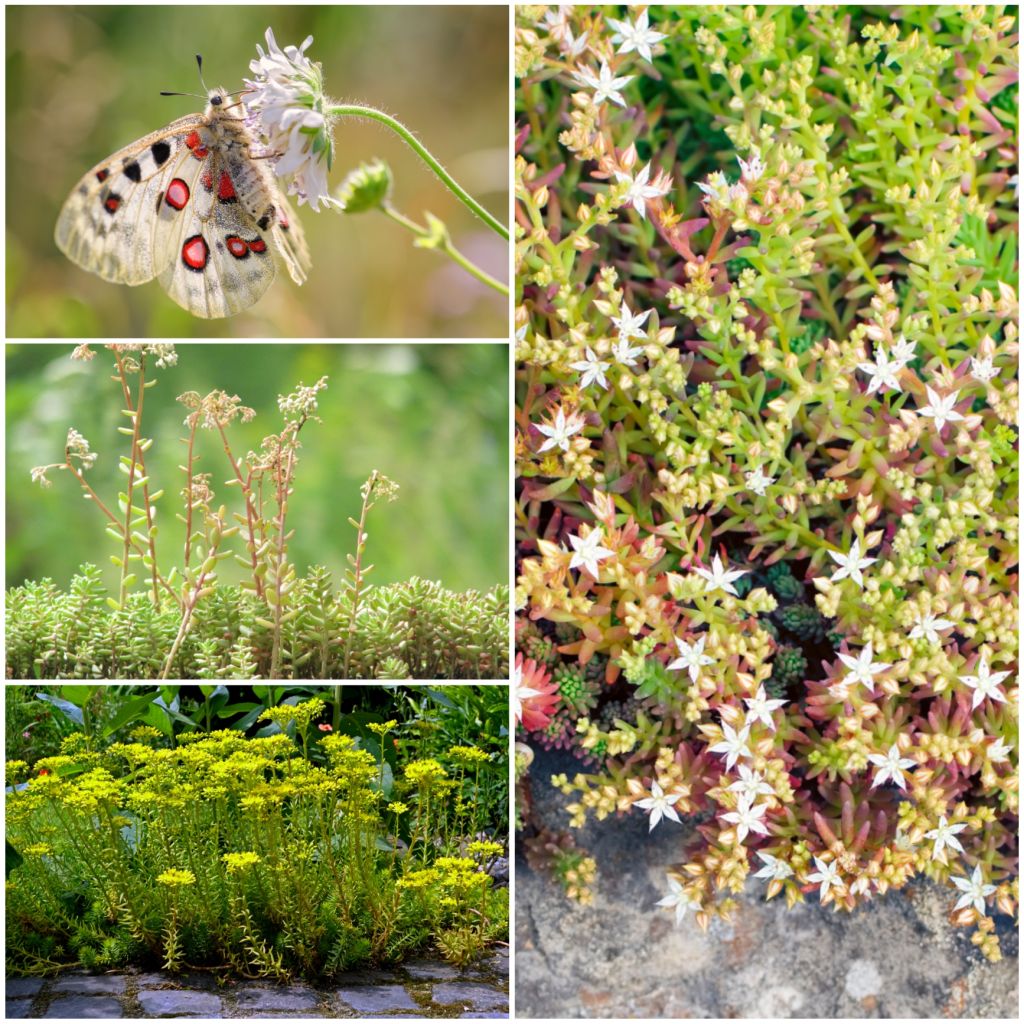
(151, 140), (171, 167)
(257, 214), (270, 230)
(123, 161), (142, 183)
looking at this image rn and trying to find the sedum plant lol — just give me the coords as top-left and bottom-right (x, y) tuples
(6, 697), (508, 976)
(515, 5), (1018, 960)
(10, 344), (508, 680)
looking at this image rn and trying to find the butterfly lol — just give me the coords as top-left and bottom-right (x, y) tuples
(55, 74), (310, 319)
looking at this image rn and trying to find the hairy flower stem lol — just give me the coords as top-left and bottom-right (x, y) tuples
(328, 103), (509, 241)
(269, 423), (304, 680)
(113, 354), (151, 608)
(182, 418), (199, 571)
(382, 204), (509, 295)
(215, 424), (264, 600)
(342, 471), (378, 679)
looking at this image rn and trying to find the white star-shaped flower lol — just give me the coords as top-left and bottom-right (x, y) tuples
(569, 347), (610, 390)
(745, 465), (775, 497)
(866, 743), (917, 790)
(837, 642), (892, 694)
(606, 10), (667, 63)
(696, 170), (730, 204)
(709, 721), (753, 771)
(655, 875), (702, 926)
(693, 553), (749, 596)
(951, 864), (997, 916)
(753, 850), (794, 882)
(826, 538), (877, 588)
(721, 796), (770, 844)
(743, 686), (787, 731)
(807, 856), (841, 901)
(737, 149), (765, 183)
(634, 780), (687, 831)
(512, 664), (543, 724)
(917, 386), (965, 430)
(567, 526), (614, 578)
(909, 611), (955, 646)
(1008, 173), (1019, 199)
(613, 162), (670, 219)
(536, 408), (585, 452)
(959, 657), (1011, 710)
(667, 634), (715, 684)
(986, 737), (1012, 763)
(890, 335), (917, 364)
(610, 336), (644, 367)
(572, 61), (634, 107)
(857, 345), (904, 394)
(611, 301), (652, 343)
(728, 764), (775, 803)
(969, 356), (999, 383)
(924, 815), (968, 860)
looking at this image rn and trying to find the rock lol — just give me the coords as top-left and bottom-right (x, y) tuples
(6, 999), (35, 1018)
(403, 961), (462, 980)
(334, 984), (419, 1014)
(6, 978), (44, 999)
(52, 974), (125, 995)
(234, 987), (320, 1011)
(136, 990), (222, 1016)
(431, 982), (508, 1012)
(44, 996), (123, 1018)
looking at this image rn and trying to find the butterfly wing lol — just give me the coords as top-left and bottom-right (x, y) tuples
(55, 114), (210, 285)
(272, 194), (311, 286)
(156, 156), (278, 319)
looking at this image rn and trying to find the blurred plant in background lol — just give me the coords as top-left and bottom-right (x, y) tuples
(6, 5), (508, 337)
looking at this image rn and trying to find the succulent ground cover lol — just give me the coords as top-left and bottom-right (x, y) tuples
(514, 5), (1018, 960)
(7, 344), (507, 680)
(6, 691), (509, 977)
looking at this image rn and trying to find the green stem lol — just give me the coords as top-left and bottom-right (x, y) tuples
(383, 205), (509, 295)
(328, 103), (508, 240)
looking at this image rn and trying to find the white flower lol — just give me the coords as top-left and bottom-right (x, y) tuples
(970, 356), (999, 383)
(857, 345), (904, 394)
(634, 780), (687, 831)
(959, 657), (1011, 710)
(567, 526), (614, 578)
(569, 347), (610, 390)
(709, 721), (753, 771)
(667, 634), (715, 684)
(924, 815), (968, 860)
(512, 664), (543, 724)
(951, 865), (997, 916)
(837, 643), (892, 694)
(655, 875), (702, 926)
(826, 538), (877, 588)
(909, 611), (955, 646)
(606, 10), (667, 63)
(721, 796), (770, 844)
(743, 686), (787, 732)
(890, 335), (917, 364)
(728, 764), (775, 803)
(65, 428), (98, 469)
(986, 737), (1012, 763)
(693, 553), (749, 596)
(866, 743), (917, 791)
(557, 27), (589, 58)
(573, 61), (634, 107)
(917, 386), (965, 430)
(753, 851), (793, 882)
(610, 336), (644, 367)
(737, 149), (765, 182)
(696, 171), (730, 204)
(745, 465), (775, 497)
(244, 29), (338, 211)
(536, 408), (585, 452)
(807, 856), (841, 901)
(515, 324), (528, 344)
(1008, 173), (1019, 199)
(613, 162), (670, 219)
(611, 301), (652, 343)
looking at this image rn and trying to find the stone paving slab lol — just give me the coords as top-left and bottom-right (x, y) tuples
(6, 952), (509, 1018)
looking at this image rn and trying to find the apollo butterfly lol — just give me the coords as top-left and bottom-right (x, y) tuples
(55, 67), (310, 319)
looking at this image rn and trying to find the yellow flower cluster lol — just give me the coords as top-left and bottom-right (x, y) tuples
(222, 851), (262, 873)
(447, 745), (490, 765)
(404, 758), (449, 786)
(156, 868), (196, 887)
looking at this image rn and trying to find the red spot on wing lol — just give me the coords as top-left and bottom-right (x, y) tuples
(103, 194), (121, 214)
(95, 168), (110, 183)
(184, 130), (209, 160)
(248, 238), (268, 254)
(225, 235), (249, 259)
(164, 178), (190, 211)
(201, 170), (213, 192)
(181, 234), (209, 271)
(217, 171), (237, 202)
(279, 209), (290, 230)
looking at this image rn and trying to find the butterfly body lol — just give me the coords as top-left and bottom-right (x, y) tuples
(56, 88), (309, 318)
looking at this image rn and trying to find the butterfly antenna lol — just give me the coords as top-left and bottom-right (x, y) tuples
(196, 54), (210, 94)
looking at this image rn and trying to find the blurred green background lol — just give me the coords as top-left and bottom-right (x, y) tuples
(6, 343), (509, 593)
(5, 5), (509, 338)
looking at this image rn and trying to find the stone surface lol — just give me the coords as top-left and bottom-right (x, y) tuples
(403, 960), (462, 980)
(432, 982), (509, 1011)
(136, 990), (222, 1016)
(334, 984), (420, 1014)
(234, 987), (320, 1011)
(43, 996), (122, 1018)
(51, 975), (125, 996)
(517, 747), (1020, 1019)
(7, 978), (45, 998)
(6, 999), (35, 1019)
